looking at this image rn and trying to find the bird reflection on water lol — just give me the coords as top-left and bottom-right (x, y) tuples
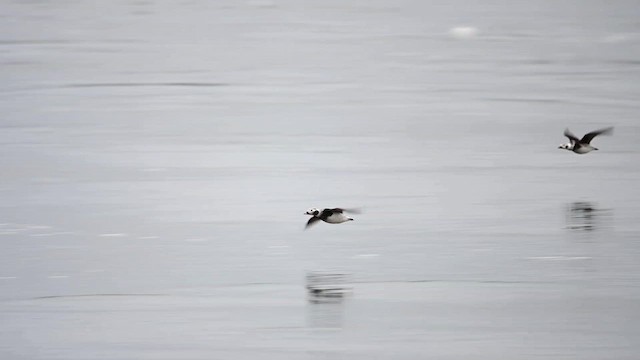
(566, 201), (612, 232)
(305, 271), (352, 301)
(305, 271), (350, 329)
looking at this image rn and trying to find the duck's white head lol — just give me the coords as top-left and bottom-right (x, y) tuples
(558, 143), (573, 150)
(305, 208), (320, 216)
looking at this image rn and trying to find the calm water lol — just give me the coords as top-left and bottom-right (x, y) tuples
(1, 1), (640, 359)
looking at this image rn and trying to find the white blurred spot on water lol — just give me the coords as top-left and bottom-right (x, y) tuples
(448, 26), (479, 39)
(30, 232), (75, 237)
(352, 254), (380, 259)
(99, 233), (128, 238)
(526, 256), (593, 261)
(601, 33), (636, 44)
(138, 236), (160, 240)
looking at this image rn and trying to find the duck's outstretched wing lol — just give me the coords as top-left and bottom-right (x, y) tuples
(563, 128), (580, 144)
(305, 216), (321, 229)
(331, 208), (361, 214)
(581, 127), (613, 144)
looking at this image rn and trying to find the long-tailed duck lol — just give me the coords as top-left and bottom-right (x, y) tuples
(304, 208), (357, 229)
(559, 127), (613, 154)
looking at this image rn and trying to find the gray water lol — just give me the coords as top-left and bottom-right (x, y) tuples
(1, 1), (640, 359)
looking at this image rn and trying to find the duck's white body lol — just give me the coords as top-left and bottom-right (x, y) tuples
(323, 212), (353, 224)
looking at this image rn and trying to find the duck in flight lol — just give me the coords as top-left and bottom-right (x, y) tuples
(559, 127), (613, 154)
(304, 208), (358, 229)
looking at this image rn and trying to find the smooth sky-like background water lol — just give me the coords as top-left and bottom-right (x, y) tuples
(1, 1), (639, 359)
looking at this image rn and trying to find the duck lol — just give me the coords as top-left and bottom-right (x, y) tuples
(559, 127), (613, 154)
(304, 208), (357, 229)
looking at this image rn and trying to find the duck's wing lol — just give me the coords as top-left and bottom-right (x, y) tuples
(580, 127), (613, 144)
(330, 208), (361, 214)
(305, 216), (321, 229)
(563, 128), (580, 144)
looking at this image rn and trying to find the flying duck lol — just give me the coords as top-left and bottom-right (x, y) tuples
(559, 127), (613, 154)
(304, 208), (357, 229)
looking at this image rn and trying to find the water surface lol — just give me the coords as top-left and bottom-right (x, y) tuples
(1, 1), (640, 359)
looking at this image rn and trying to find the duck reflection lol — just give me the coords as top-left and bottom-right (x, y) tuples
(305, 271), (351, 329)
(566, 201), (611, 231)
